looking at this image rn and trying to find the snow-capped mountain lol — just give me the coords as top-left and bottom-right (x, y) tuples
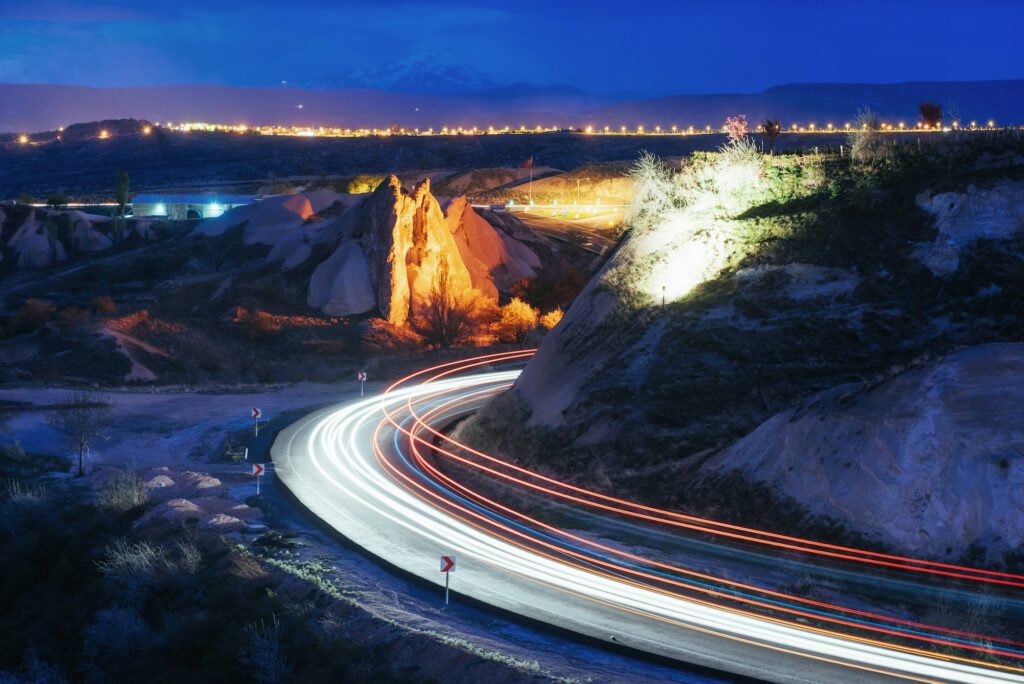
(303, 54), (498, 94)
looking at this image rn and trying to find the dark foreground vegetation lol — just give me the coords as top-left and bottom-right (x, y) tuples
(0, 445), (541, 683)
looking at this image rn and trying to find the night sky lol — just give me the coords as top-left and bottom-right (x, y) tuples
(1, 0), (1022, 96)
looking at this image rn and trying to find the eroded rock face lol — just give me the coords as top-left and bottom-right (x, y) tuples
(304, 179), (540, 322)
(916, 181), (1024, 274)
(9, 212), (67, 268)
(307, 239), (376, 315)
(446, 196), (538, 297)
(699, 343), (1024, 560)
(355, 176), (475, 326)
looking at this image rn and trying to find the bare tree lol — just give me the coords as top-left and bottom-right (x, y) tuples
(759, 118), (782, 153)
(411, 260), (478, 348)
(47, 391), (113, 476)
(918, 102), (942, 129)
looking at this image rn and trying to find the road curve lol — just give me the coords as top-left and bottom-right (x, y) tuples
(272, 352), (1024, 684)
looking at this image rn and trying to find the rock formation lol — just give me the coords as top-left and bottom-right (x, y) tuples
(915, 180), (1024, 274)
(8, 212), (67, 268)
(699, 344), (1024, 560)
(306, 177), (540, 325)
(445, 196), (538, 298)
(354, 177), (475, 325)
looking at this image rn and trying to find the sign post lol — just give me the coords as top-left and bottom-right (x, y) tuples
(440, 555), (456, 605)
(358, 371), (367, 397)
(251, 407), (262, 437)
(252, 462), (265, 495)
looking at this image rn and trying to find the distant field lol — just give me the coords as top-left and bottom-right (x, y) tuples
(1, 129), (864, 198)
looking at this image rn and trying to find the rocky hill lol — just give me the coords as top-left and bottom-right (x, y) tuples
(0, 179), (570, 386)
(458, 134), (1024, 563)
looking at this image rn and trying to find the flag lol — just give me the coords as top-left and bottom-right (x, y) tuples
(521, 156), (533, 169)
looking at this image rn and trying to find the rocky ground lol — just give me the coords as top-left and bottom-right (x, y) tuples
(0, 384), (726, 683)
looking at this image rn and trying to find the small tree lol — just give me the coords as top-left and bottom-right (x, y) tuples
(412, 261), (478, 348)
(46, 192), (69, 209)
(47, 391), (113, 476)
(114, 170), (131, 243)
(759, 118), (782, 153)
(919, 102), (942, 129)
(495, 298), (539, 344)
(92, 296), (117, 317)
(725, 115), (749, 143)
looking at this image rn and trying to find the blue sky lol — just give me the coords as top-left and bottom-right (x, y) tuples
(1, 0), (1022, 95)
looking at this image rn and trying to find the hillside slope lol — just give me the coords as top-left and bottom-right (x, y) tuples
(459, 134), (1024, 561)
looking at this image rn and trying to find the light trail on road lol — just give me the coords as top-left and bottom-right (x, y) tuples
(273, 350), (1024, 683)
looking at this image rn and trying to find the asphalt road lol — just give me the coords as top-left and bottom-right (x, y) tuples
(272, 353), (1024, 684)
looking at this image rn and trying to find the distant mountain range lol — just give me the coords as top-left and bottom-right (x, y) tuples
(301, 55), (499, 94)
(1, 80), (1022, 134)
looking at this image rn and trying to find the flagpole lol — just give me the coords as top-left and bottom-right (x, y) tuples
(529, 162), (533, 205)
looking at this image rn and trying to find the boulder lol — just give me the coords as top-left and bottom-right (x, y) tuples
(700, 343), (1024, 560)
(9, 212), (66, 268)
(307, 239), (376, 315)
(69, 214), (113, 253)
(244, 195), (314, 245)
(916, 181), (1024, 274)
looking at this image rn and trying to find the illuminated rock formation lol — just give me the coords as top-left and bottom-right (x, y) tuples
(445, 196), (538, 299)
(350, 176), (475, 325)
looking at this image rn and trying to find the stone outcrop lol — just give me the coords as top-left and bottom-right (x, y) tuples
(445, 196), (538, 298)
(355, 176), (474, 325)
(915, 180), (1024, 274)
(8, 212), (67, 268)
(307, 239), (376, 316)
(699, 344), (1024, 560)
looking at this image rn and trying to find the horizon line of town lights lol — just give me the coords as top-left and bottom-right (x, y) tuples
(14, 118), (1012, 145)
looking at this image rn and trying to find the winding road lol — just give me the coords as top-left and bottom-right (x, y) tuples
(272, 351), (1024, 683)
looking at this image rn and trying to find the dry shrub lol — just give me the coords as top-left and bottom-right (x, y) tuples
(231, 551), (267, 579)
(410, 261), (480, 348)
(175, 535), (203, 574)
(99, 465), (149, 512)
(539, 307), (564, 330)
(494, 298), (539, 344)
(57, 307), (91, 337)
(240, 615), (291, 683)
(233, 308), (281, 338)
(849, 107), (892, 164)
(10, 299), (56, 335)
(91, 296), (117, 317)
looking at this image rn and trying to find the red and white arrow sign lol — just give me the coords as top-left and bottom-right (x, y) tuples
(251, 407), (262, 419)
(358, 371), (367, 382)
(440, 555), (456, 573)
(251, 463), (265, 477)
